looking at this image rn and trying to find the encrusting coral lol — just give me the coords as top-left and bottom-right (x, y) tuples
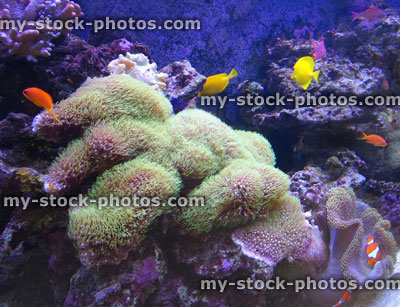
(232, 194), (312, 266)
(33, 74), (309, 267)
(0, 0), (83, 61)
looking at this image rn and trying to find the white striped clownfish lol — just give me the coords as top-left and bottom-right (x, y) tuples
(333, 289), (352, 307)
(365, 235), (382, 268)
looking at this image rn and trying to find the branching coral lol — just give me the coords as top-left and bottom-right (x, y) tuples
(108, 52), (168, 94)
(0, 0), (83, 61)
(232, 194), (312, 266)
(32, 74), (172, 142)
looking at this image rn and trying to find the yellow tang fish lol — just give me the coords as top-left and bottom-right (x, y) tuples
(198, 68), (238, 97)
(291, 56), (320, 90)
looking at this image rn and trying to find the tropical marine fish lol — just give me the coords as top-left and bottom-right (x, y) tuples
(197, 68), (238, 97)
(358, 131), (390, 147)
(366, 235), (382, 268)
(351, 8), (387, 22)
(333, 289), (352, 307)
(310, 39), (327, 60)
(291, 56), (320, 90)
(23, 87), (61, 122)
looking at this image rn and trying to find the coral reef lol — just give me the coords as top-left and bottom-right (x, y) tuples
(82, 0), (347, 79)
(251, 106), (365, 130)
(32, 74), (172, 143)
(108, 52), (168, 93)
(33, 74), (304, 269)
(160, 60), (206, 112)
(57, 38), (151, 86)
(325, 187), (397, 283)
(0, 0), (83, 61)
(374, 192), (400, 235)
(290, 167), (324, 209)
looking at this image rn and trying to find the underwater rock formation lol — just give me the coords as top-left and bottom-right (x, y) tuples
(0, 0), (83, 61)
(251, 106), (365, 129)
(160, 60), (206, 100)
(64, 238), (166, 306)
(290, 168), (325, 210)
(79, 0), (347, 79)
(57, 38), (150, 87)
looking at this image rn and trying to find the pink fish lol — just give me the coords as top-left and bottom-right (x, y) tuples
(310, 40), (327, 60)
(351, 8), (387, 22)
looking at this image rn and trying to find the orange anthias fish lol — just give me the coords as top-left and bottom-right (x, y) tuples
(358, 131), (390, 147)
(351, 8), (387, 22)
(333, 289), (352, 307)
(366, 235), (382, 268)
(23, 87), (61, 122)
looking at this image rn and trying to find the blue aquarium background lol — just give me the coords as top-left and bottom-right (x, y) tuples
(1, 0), (400, 306)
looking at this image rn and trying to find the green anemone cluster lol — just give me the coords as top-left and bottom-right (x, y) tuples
(34, 74), (308, 267)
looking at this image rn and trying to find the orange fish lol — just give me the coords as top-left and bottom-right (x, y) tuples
(333, 289), (352, 307)
(358, 131), (390, 147)
(366, 235), (382, 268)
(23, 88), (61, 122)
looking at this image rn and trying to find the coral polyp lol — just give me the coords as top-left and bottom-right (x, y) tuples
(181, 160), (290, 234)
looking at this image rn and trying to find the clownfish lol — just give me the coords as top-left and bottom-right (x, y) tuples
(333, 289), (352, 307)
(23, 87), (61, 122)
(358, 131), (390, 147)
(366, 235), (382, 268)
(291, 56), (320, 90)
(197, 68), (238, 97)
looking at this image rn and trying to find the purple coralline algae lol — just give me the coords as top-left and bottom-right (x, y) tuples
(0, 0), (83, 61)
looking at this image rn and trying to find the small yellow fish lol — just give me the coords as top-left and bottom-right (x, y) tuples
(23, 87), (61, 122)
(198, 68), (238, 97)
(291, 56), (320, 90)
